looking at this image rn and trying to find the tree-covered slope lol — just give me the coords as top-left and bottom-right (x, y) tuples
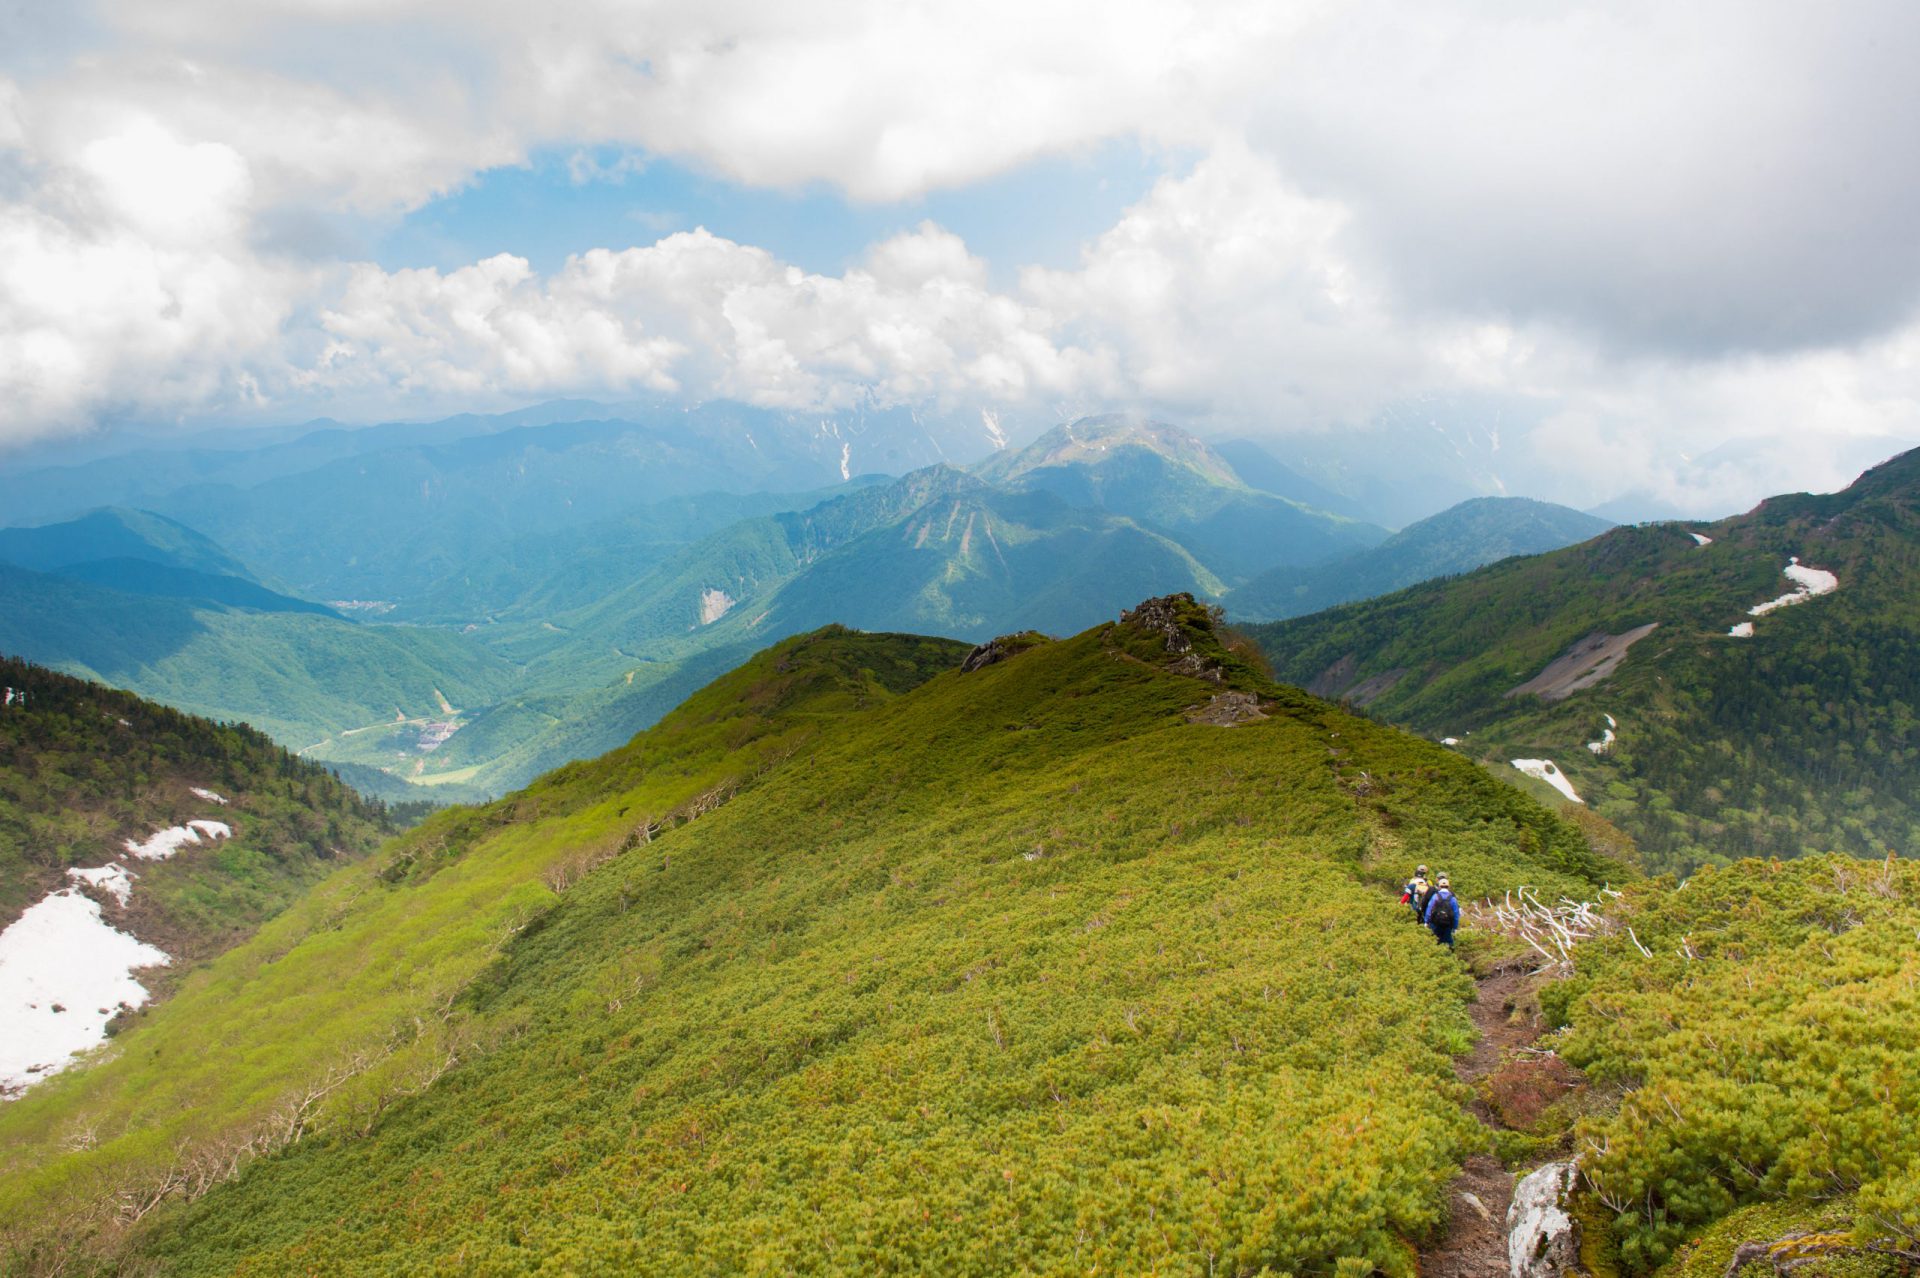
(0, 602), (1619, 1274)
(0, 656), (397, 946)
(0, 508), (263, 584)
(387, 467), (1235, 796)
(0, 563), (519, 749)
(1230, 496), (1613, 622)
(1248, 447), (1920, 872)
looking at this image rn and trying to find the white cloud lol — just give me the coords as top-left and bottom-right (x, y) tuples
(306, 224), (1106, 414)
(1, 0), (1917, 513)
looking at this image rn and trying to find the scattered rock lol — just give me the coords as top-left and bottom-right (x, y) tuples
(1507, 1161), (1580, 1278)
(960, 631), (1050, 673)
(1120, 595), (1198, 655)
(1120, 595), (1227, 684)
(1184, 691), (1268, 726)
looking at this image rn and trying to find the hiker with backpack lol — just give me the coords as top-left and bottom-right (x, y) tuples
(1400, 864), (1432, 923)
(1424, 875), (1460, 949)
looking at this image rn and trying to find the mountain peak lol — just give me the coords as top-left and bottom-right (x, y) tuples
(975, 415), (1242, 488)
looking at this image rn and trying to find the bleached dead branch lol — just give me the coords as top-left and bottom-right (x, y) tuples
(1462, 885), (1619, 976)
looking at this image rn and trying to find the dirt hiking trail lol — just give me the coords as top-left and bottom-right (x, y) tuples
(1421, 960), (1540, 1278)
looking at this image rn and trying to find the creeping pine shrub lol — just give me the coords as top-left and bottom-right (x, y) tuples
(1553, 855), (1920, 1271)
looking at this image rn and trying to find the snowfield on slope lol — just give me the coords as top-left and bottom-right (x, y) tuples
(1511, 759), (1583, 804)
(123, 820), (230, 861)
(0, 890), (169, 1094)
(67, 862), (134, 906)
(1748, 558), (1838, 617)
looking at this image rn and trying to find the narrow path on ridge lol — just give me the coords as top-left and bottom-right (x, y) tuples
(1421, 959), (1539, 1278)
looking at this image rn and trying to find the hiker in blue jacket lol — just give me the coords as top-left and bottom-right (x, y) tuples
(1424, 875), (1460, 949)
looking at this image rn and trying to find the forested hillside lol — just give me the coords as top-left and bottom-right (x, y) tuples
(0, 655), (395, 944)
(0, 600), (1620, 1274)
(1250, 448), (1920, 872)
(0, 657), (401, 1102)
(1230, 496), (1613, 622)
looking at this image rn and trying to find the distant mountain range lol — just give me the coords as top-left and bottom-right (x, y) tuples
(10, 407), (1883, 812)
(1229, 497), (1613, 622)
(0, 416), (1391, 797)
(1248, 446), (1920, 871)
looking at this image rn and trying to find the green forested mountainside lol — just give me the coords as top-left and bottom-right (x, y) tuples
(0, 603), (1620, 1275)
(391, 481), (881, 623)
(0, 508), (262, 583)
(365, 465), (1238, 796)
(0, 507), (333, 616)
(1544, 855), (1920, 1272)
(1230, 496), (1613, 622)
(976, 416), (1389, 582)
(0, 418), (1382, 804)
(0, 562), (518, 751)
(0, 656), (395, 960)
(1249, 448), (1920, 873)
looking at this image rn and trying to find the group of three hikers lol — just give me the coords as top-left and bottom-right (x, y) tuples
(1399, 864), (1460, 948)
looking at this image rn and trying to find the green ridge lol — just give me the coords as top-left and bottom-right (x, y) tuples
(0, 602), (1618, 1274)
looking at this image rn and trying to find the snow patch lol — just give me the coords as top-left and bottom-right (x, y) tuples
(1440, 737), (1461, 747)
(1689, 532), (1713, 546)
(189, 787), (228, 805)
(2, 687), (23, 707)
(981, 408), (1008, 451)
(1586, 729), (1615, 755)
(699, 587), (736, 625)
(123, 820), (231, 861)
(1748, 558), (1838, 617)
(67, 863), (134, 907)
(1512, 759), (1583, 804)
(838, 441), (851, 482)
(0, 890), (170, 1094)
(1728, 621), (1755, 638)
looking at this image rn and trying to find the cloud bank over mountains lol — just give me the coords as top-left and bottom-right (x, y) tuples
(2, 0), (1917, 511)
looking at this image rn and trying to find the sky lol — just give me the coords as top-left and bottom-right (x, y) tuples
(2, 0), (1918, 512)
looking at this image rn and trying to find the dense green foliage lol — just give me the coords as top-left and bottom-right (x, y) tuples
(1545, 855), (1920, 1271)
(1230, 497), (1612, 622)
(0, 655), (395, 961)
(0, 605), (1617, 1274)
(1251, 449), (1920, 872)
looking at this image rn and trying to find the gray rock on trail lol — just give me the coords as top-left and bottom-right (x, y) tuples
(1507, 1161), (1580, 1278)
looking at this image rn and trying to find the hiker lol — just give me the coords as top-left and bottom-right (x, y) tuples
(1400, 864), (1432, 922)
(1424, 875), (1460, 949)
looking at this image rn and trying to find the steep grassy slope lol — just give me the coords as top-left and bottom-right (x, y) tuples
(1230, 497), (1613, 622)
(0, 602), (1619, 1274)
(1249, 448), (1920, 872)
(0, 655), (396, 974)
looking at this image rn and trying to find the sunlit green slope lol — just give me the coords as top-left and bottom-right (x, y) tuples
(0, 599), (1619, 1274)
